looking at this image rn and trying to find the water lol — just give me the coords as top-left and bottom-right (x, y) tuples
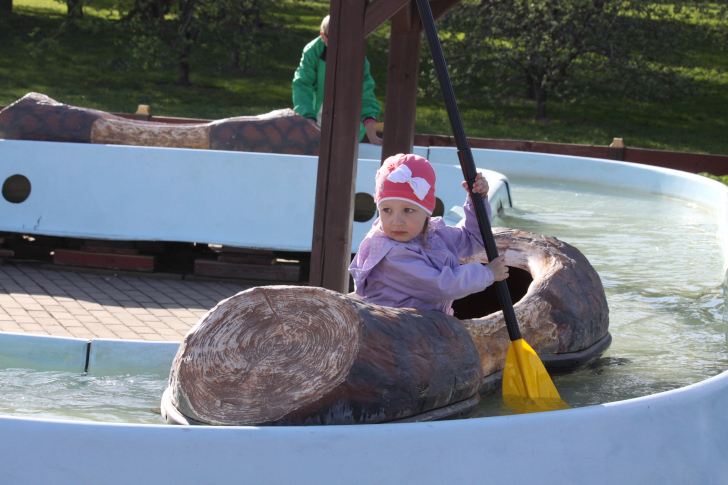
(476, 177), (728, 417)
(0, 177), (726, 423)
(0, 368), (168, 424)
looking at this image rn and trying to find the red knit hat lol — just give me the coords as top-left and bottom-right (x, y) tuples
(375, 153), (436, 215)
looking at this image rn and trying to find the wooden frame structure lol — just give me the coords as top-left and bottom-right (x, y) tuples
(309, 0), (461, 292)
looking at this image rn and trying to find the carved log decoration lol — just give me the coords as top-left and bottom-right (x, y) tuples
(166, 229), (609, 426)
(456, 228), (610, 376)
(0, 92), (320, 155)
(168, 286), (484, 426)
(0, 92), (105, 143)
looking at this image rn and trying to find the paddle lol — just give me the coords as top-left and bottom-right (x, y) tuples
(414, 0), (568, 412)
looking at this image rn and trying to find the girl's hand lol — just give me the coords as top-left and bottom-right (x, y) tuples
(486, 254), (509, 282)
(461, 172), (489, 198)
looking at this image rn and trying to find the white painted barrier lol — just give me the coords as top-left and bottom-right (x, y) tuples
(86, 338), (179, 376)
(0, 332), (87, 371)
(0, 140), (511, 252)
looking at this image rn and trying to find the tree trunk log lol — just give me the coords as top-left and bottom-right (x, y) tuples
(0, 92), (320, 155)
(166, 228), (609, 426)
(167, 286), (483, 426)
(457, 228), (609, 376)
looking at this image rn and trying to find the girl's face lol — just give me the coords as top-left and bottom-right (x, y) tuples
(378, 199), (429, 243)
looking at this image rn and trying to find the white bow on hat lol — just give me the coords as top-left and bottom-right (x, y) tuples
(387, 165), (431, 201)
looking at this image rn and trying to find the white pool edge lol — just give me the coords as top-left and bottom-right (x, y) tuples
(1, 150), (726, 484)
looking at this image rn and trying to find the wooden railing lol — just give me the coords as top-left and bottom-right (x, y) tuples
(415, 134), (728, 175)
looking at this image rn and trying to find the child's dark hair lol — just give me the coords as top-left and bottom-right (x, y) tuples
(420, 217), (431, 249)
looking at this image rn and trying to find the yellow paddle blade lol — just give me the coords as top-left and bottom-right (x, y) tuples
(502, 339), (570, 413)
(503, 394), (571, 414)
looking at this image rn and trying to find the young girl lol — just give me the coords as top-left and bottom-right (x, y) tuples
(349, 152), (509, 315)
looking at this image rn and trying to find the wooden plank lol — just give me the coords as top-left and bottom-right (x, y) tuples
(219, 247), (275, 255)
(309, 0), (368, 292)
(414, 132), (728, 174)
(79, 246), (139, 255)
(53, 249), (155, 272)
(83, 239), (136, 250)
(624, 148), (728, 175)
(217, 255), (277, 265)
(363, 0), (410, 37)
(218, 247), (277, 264)
(414, 133), (612, 159)
(80, 240), (139, 255)
(194, 259), (299, 282)
(381, 2), (422, 161)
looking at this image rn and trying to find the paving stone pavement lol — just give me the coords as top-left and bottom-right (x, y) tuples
(0, 263), (252, 341)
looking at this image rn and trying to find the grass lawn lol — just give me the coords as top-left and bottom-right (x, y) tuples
(1, 0), (727, 156)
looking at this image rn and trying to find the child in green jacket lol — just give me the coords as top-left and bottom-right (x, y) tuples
(292, 15), (382, 145)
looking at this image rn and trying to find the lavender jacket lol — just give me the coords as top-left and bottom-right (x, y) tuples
(349, 195), (494, 314)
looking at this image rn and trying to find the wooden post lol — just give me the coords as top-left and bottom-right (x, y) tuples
(310, 0), (465, 291)
(309, 0), (368, 292)
(134, 104), (151, 121)
(381, 1), (423, 162)
(609, 137), (625, 161)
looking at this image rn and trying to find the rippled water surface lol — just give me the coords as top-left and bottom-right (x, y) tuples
(476, 176), (728, 417)
(1, 177), (727, 423)
(0, 367), (168, 424)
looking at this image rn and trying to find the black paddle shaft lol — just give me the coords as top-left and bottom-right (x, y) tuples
(415, 0), (521, 342)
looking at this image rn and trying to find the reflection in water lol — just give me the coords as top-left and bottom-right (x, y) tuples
(0, 368), (167, 424)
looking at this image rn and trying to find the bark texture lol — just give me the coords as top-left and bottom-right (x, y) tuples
(0, 92), (320, 155)
(166, 229), (608, 426)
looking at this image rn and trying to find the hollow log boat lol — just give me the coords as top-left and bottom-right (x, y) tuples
(162, 227), (610, 426)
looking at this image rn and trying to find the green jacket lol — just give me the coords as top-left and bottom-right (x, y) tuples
(292, 36), (381, 142)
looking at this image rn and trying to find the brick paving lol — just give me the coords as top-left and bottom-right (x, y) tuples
(0, 263), (252, 341)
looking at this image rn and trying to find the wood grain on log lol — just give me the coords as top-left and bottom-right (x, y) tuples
(91, 117), (210, 149)
(168, 286), (483, 426)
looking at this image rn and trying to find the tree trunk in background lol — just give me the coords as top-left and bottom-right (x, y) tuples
(0, 0), (12, 14)
(525, 70), (535, 100)
(535, 87), (547, 120)
(177, 35), (192, 86)
(66, 0), (84, 18)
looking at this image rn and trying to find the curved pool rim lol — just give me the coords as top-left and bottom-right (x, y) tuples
(1, 149), (727, 484)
